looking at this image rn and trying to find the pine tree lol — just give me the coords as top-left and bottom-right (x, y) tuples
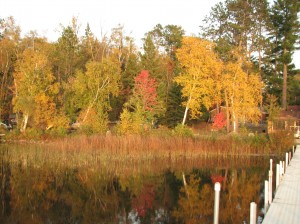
(269, 0), (300, 109)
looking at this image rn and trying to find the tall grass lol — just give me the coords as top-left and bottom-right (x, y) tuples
(2, 130), (294, 176)
(44, 133), (286, 158)
(0, 141), (270, 178)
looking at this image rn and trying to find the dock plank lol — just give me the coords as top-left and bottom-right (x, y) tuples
(262, 145), (300, 224)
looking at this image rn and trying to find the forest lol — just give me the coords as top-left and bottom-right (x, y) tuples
(0, 0), (299, 137)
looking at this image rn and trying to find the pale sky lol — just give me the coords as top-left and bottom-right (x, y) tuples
(1, 0), (299, 68)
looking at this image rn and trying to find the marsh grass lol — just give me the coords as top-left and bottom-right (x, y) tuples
(1, 130), (293, 177)
(0, 142), (270, 177)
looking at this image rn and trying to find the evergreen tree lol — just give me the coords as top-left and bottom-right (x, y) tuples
(268, 0), (300, 109)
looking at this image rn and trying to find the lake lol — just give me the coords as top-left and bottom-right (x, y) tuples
(0, 142), (276, 224)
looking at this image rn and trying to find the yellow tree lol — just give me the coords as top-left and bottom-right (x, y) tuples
(223, 60), (262, 132)
(175, 37), (223, 125)
(0, 16), (21, 120)
(13, 47), (58, 132)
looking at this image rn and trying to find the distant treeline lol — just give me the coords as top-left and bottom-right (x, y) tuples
(0, 0), (299, 135)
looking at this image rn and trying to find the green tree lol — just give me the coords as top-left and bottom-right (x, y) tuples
(72, 59), (121, 133)
(54, 17), (81, 83)
(108, 25), (141, 121)
(201, 0), (270, 70)
(146, 24), (185, 127)
(268, 0), (300, 109)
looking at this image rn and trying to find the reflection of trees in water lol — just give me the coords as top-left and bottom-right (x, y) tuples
(0, 160), (11, 220)
(172, 169), (262, 224)
(173, 175), (214, 224)
(0, 157), (265, 223)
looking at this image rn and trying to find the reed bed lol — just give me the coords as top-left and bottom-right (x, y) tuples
(2, 132), (292, 176)
(0, 142), (270, 178)
(45, 134), (272, 158)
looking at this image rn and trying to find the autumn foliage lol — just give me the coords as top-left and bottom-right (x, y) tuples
(134, 70), (158, 111)
(131, 184), (155, 218)
(212, 112), (226, 130)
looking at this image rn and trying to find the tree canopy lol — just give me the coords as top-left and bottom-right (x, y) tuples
(0, 3), (299, 135)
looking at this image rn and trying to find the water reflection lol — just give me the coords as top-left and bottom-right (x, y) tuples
(0, 145), (270, 223)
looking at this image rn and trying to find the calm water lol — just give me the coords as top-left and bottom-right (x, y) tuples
(0, 143), (274, 224)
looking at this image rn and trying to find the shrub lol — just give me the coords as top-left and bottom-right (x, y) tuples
(268, 131), (294, 153)
(172, 124), (193, 137)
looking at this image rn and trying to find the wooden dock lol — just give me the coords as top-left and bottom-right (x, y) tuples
(262, 145), (300, 224)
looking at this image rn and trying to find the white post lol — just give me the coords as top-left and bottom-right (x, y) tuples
(283, 161), (285, 174)
(264, 180), (269, 214)
(279, 161), (282, 178)
(214, 182), (221, 224)
(289, 152), (292, 163)
(276, 164), (280, 189)
(270, 159), (273, 171)
(286, 152), (288, 167)
(250, 202), (257, 224)
(269, 170), (272, 203)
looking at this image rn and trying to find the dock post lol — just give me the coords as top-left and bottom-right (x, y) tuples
(213, 182), (221, 224)
(250, 202), (257, 224)
(270, 159), (273, 171)
(264, 180), (269, 214)
(283, 161), (285, 174)
(276, 164), (280, 189)
(286, 153), (288, 167)
(289, 152), (292, 164)
(281, 161), (284, 177)
(269, 170), (272, 203)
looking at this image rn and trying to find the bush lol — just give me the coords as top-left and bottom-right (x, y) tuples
(23, 128), (43, 139)
(268, 131), (294, 153)
(172, 124), (193, 137)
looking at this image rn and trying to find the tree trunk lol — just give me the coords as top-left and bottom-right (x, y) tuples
(21, 113), (29, 132)
(225, 91), (230, 133)
(232, 111), (238, 133)
(182, 92), (193, 126)
(282, 50), (288, 110)
(182, 104), (189, 126)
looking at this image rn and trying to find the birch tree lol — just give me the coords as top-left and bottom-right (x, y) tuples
(223, 60), (262, 132)
(13, 48), (58, 132)
(73, 59), (120, 132)
(175, 37), (223, 125)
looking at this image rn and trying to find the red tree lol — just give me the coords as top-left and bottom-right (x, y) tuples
(134, 70), (158, 111)
(131, 184), (155, 217)
(212, 112), (226, 130)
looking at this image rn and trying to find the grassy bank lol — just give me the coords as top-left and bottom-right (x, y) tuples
(4, 130), (293, 157)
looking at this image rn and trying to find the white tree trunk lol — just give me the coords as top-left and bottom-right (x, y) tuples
(232, 111), (237, 133)
(182, 105), (189, 126)
(21, 113), (29, 132)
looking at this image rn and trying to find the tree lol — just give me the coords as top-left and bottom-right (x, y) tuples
(118, 70), (160, 134)
(54, 17), (81, 83)
(223, 58), (262, 132)
(147, 24), (185, 59)
(72, 59), (121, 133)
(268, 0), (300, 109)
(13, 47), (58, 132)
(146, 24), (185, 127)
(175, 37), (223, 125)
(140, 33), (162, 80)
(201, 0), (270, 64)
(108, 25), (141, 121)
(0, 17), (21, 121)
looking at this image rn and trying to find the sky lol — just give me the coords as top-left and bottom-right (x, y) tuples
(1, 0), (299, 68)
